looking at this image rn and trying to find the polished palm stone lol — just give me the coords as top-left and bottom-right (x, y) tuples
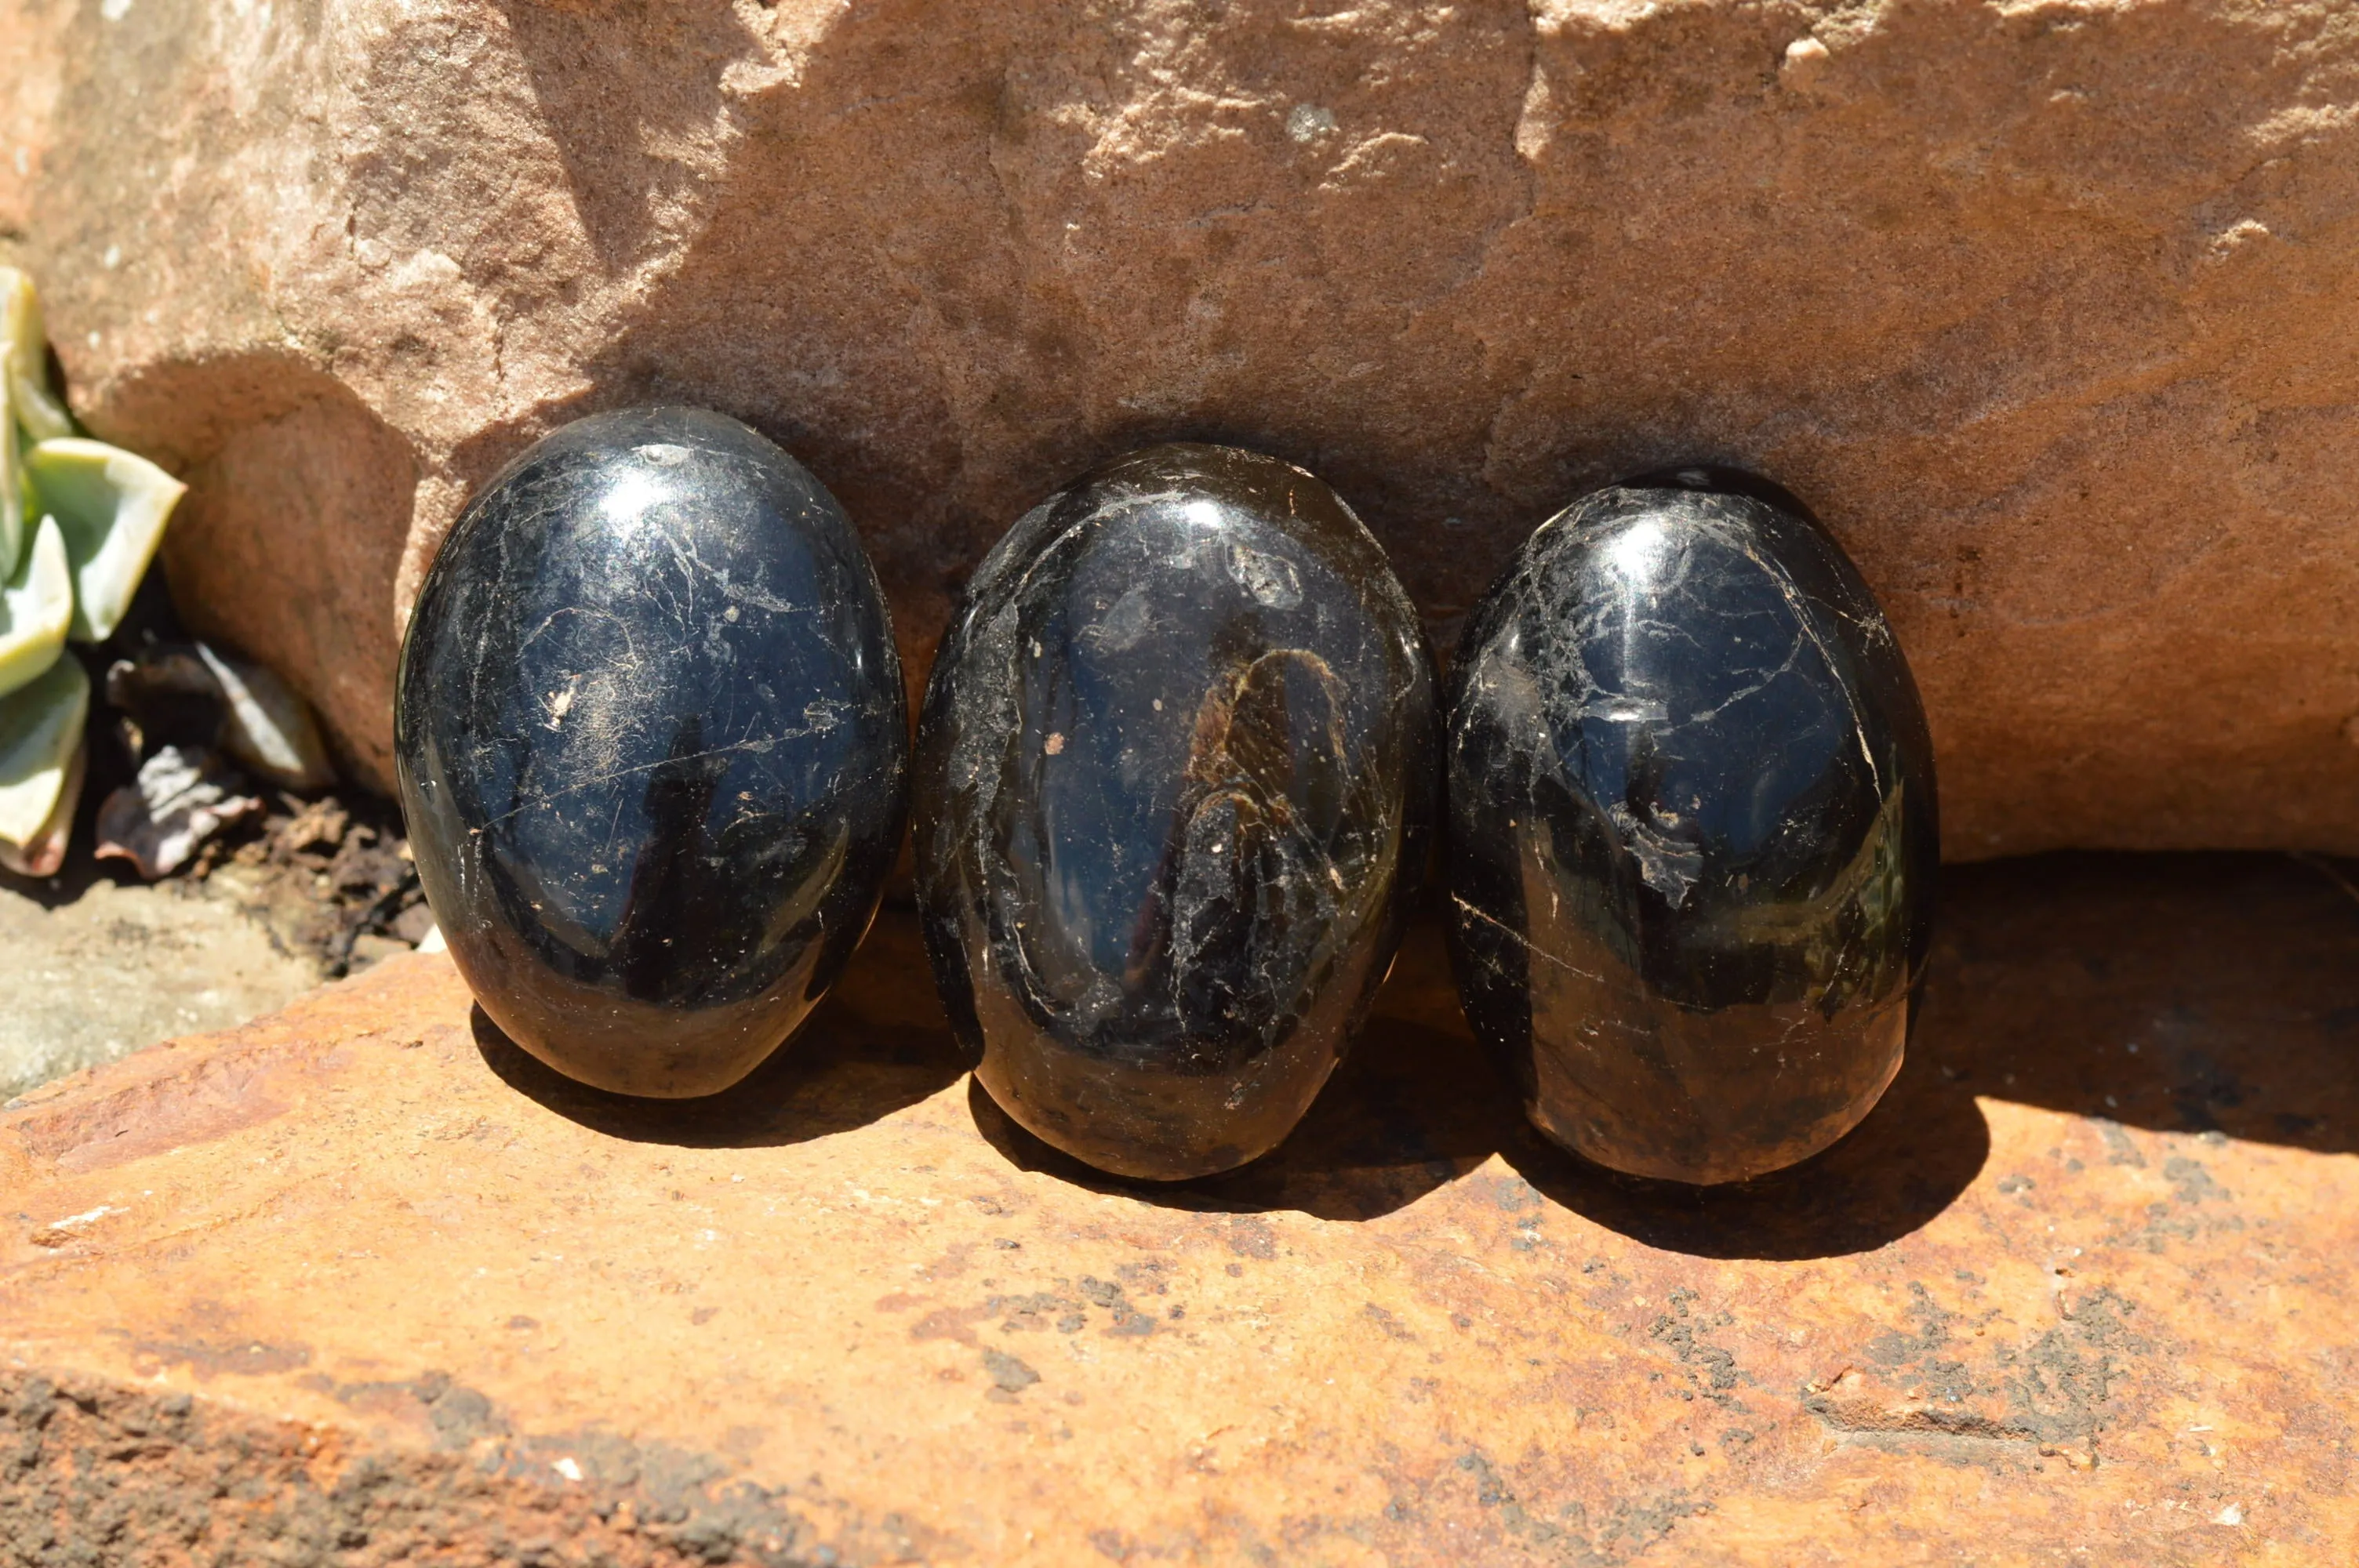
(916, 444), (1438, 1180)
(397, 407), (907, 1098)
(1445, 468), (1937, 1185)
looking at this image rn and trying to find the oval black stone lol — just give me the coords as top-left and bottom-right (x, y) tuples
(397, 407), (907, 1098)
(915, 444), (1438, 1180)
(1445, 468), (1937, 1185)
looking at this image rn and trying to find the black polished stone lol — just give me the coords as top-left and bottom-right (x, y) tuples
(1445, 468), (1937, 1185)
(915, 444), (1438, 1180)
(396, 407), (907, 1098)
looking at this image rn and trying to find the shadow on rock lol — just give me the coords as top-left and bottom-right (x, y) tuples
(485, 854), (2359, 1250)
(966, 915), (1986, 1245)
(473, 1001), (965, 1150)
(1501, 1032), (1990, 1262)
(1914, 852), (2359, 1156)
(965, 1010), (1497, 1225)
(472, 908), (969, 1149)
(1504, 851), (2359, 1255)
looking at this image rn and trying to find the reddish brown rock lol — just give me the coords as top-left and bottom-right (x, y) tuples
(5, 858), (2356, 1563)
(5, 0), (2359, 852)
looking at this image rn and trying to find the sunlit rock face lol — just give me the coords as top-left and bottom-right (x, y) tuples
(916, 445), (1437, 1180)
(1445, 470), (1938, 1185)
(397, 408), (907, 1098)
(15, 1), (2359, 858)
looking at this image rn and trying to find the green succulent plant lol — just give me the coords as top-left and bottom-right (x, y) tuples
(0, 515), (72, 699)
(0, 266), (187, 873)
(0, 655), (88, 871)
(26, 438), (187, 644)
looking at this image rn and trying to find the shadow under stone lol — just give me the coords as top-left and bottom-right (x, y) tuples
(478, 852), (2359, 1255)
(1903, 851), (2359, 1158)
(471, 907), (969, 1149)
(473, 999), (967, 1152)
(964, 913), (1987, 1251)
(965, 1008), (1499, 1225)
(1500, 1031), (1990, 1263)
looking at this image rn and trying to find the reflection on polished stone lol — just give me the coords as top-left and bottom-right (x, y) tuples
(1445, 468), (1937, 1185)
(916, 444), (1438, 1180)
(397, 407), (907, 1098)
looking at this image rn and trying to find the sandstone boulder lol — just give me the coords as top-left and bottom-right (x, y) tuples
(4, 0), (2357, 855)
(6, 864), (2358, 1560)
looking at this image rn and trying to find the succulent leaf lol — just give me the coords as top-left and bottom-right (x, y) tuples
(0, 516), (72, 699)
(0, 741), (82, 878)
(24, 437), (187, 643)
(0, 654), (89, 849)
(0, 379), (20, 579)
(0, 267), (73, 444)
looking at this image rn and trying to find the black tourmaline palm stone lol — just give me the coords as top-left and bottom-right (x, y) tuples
(1445, 469), (1937, 1185)
(916, 445), (1438, 1180)
(397, 407), (907, 1098)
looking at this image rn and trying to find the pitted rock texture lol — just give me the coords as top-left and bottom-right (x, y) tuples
(4, 858), (2358, 1563)
(5, 0), (2359, 856)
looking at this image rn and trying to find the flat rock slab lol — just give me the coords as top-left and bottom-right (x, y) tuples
(0, 865), (322, 1102)
(4, 855), (2355, 1565)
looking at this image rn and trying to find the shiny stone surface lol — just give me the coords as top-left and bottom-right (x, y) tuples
(397, 407), (907, 1098)
(916, 444), (1437, 1180)
(1445, 469), (1938, 1185)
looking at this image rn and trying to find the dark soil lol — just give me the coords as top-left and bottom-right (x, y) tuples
(62, 563), (426, 978)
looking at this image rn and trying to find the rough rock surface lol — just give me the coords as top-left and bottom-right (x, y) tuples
(5, 0), (2359, 856)
(0, 862), (320, 1102)
(5, 858), (2357, 1563)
